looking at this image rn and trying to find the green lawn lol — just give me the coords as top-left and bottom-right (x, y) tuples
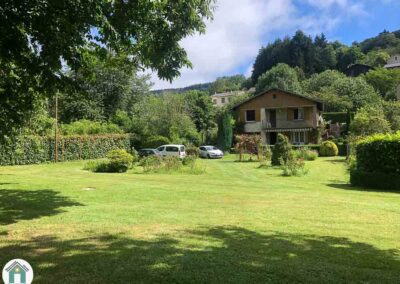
(0, 156), (399, 283)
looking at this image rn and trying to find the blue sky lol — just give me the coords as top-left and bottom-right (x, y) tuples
(151, 0), (400, 90)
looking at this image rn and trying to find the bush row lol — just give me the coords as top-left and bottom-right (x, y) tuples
(0, 134), (132, 166)
(351, 132), (400, 191)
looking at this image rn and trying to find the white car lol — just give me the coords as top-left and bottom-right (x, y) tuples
(157, 145), (186, 158)
(199, 146), (224, 159)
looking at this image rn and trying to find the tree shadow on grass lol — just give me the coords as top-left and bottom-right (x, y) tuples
(0, 227), (398, 283)
(0, 189), (83, 225)
(328, 183), (400, 194)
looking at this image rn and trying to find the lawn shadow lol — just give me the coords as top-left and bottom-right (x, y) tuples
(328, 183), (400, 194)
(0, 189), (83, 225)
(324, 158), (346, 164)
(0, 226), (398, 283)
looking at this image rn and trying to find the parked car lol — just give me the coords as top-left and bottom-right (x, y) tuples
(199, 146), (224, 159)
(138, 148), (160, 158)
(157, 145), (186, 158)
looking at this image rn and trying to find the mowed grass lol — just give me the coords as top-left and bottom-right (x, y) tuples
(0, 155), (399, 283)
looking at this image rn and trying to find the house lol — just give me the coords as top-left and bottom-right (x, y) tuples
(345, 63), (374, 77)
(211, 91), (244, 107)
(232, 89), (323, 145)
(384, 54), (400, 69)
(5, 260), (29, 284)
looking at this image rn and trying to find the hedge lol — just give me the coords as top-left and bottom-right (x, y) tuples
(355, 132), (400, 174)
(350, 132), (400, 191)
(0, 134), (132, 166)
(350, 170), (400, 191)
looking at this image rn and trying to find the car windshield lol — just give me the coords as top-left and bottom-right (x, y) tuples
(205, 146), (218, 150)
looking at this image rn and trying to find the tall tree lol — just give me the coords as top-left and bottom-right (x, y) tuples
(0, 0), (215, 136)
(255, 63), (303, 94)
(217, 111), (233, 151)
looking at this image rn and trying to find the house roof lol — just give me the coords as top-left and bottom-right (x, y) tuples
(211, 91), (243, 98)
(346, 63), (374, 69)
(384, 63), (400, 69)
(6, 261), (29, 272)
(231, 88), (323, 111)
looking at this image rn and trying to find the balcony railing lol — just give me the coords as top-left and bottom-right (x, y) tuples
(262, 121), (273, 129)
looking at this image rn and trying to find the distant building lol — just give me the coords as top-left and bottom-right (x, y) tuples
(211, 91), (244, 107)
(345, 63), (374, 77)
(384, 54), (400, 69)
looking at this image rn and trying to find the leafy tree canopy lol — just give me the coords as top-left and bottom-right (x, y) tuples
(255, 63), (303, 94)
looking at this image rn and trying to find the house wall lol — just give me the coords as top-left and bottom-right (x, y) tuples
(237, 90), (319, 129)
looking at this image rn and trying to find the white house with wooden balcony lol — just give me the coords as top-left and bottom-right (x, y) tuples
(232, 89), (323, 145)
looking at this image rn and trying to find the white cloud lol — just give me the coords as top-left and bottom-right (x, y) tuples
(150, 0), (372, 90)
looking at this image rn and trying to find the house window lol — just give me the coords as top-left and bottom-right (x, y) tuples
(221, 98), (225, 104)
(245, 110), (256, 122)
(213, 99), (217, 104)
(294, 108), (304, 120)
(292, 132), (305, 145)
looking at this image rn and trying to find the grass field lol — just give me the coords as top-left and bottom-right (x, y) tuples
(0, 155), (399, 283)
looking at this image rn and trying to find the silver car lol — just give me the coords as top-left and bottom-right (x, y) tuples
(199, 146), (224, 159)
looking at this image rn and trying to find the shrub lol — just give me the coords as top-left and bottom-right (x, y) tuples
(186, 145), (200, 157)
(143, 136), (171, 149)
(271, 134), (292, 166)
(350, 170), (400, 191)
(281, 152), (308, 176)
(354, 132), (400, 174)
(106, 149), (134, 173)
(350, 132), (400, 190)
(83, 160), (111, 173)
(319, 141), (339, 157)
(163, 156), (183, 171)
(182, 155), (197, 167)
(295, 148), (318, 161)
(0, 134), (132, 166)
(140, 155), (163, 173)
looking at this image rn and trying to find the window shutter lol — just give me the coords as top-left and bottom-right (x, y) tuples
(287, 109), (293, 121)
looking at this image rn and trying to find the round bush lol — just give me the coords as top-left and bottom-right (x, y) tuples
(319, 141), (339, 157)
(186, 145), (200, 157)
(106, 149), (134, 172)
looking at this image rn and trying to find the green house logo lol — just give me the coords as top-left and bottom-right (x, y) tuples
(2, 259), (33, 284)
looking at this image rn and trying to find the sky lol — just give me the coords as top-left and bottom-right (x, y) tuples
(150, 0), (400, 90)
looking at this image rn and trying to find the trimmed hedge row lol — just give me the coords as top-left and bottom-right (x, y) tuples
(351, 132), (400, 191)
(0, 134), (132, 166)
(355, 133), (400, 174)
(350, 170), (400, 191)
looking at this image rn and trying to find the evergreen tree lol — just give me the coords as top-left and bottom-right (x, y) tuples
(217, 111), (233, 151)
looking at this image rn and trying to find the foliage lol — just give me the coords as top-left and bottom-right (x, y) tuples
(208, 75), (246, 94)
(359, 30), (400, 53)
(281, 152), (309, 176)
(217, 111), (233, 151)
(130, 94), (200, 148)
(319, 141), (339, 157)
(271, 134), (292, 166)
(350, 106), (391, 136)
(255, 63), (303, 94)
(58, 53), (153, 123)
(0, 134), (131, 166)
(186, 145), (200, 157)
(363, 68), (400, 100)
(295, 148), (318, 161)
(234, 134), (263, 162)
(182, 155), (197, 167)
(350, 170), (400, 191)
(140, 155), (164, 173)
(351, 132), (400, 190)
(321, 112), (350, 124)
(360, 50), (390, 67)
(383, 101), (400, 132)
(184, 90), (216, 143)
(143, 136), (171, 149)
(0, 0), (214, 135)
(61, 120), (123, 135)
(106, 149), (134, 173)
(355, 132), (400, 174)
